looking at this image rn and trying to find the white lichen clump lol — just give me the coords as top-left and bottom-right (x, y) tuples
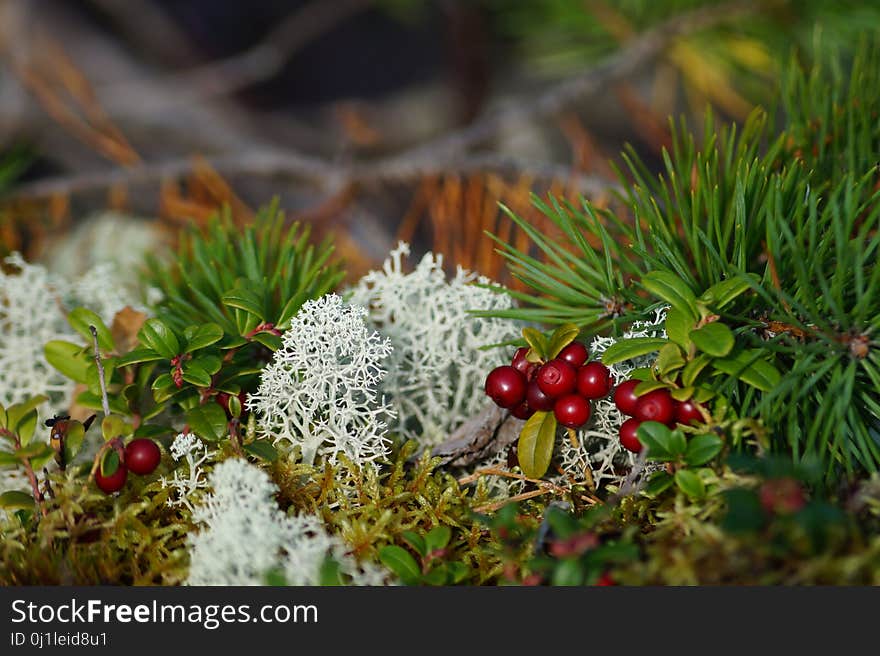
(159, 432), (215, 512)
(247, 293), (394, 469)
(186, 458), (389, 586)
(348, 242), (519, 446)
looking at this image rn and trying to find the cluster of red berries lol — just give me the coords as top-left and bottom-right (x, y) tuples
(613, 380), (704, 453)
(95, 438), (162, 494)
(485, 342), (613, 430)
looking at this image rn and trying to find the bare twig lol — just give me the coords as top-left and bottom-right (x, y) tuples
(89, 325), (111, 418)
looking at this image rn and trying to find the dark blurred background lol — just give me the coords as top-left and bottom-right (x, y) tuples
(0, 0), (878, 283)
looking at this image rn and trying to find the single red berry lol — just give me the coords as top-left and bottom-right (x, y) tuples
(577, 362), (613, 399)
(526, 381), (556, 411)
(634, 389), (676, 425)
(485, 365), (528, 409)
(510, 401), (535, 420)
(125, 438), (162, 476)
(618, 418), (642, 453)
(554, 394), (592, 429)
(675, 399), (705, 426)
(594, 572), (616, 586)
(557, 341), (589, 368)
(536, 359), (577, 398)
(95, 463), (128, 494)
(511, 347), (538, 380)
(613, 379), (641, 416)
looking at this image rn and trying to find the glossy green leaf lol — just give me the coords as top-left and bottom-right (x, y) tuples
(183, 323), (224, 352)
(401, 531), (427, 558)
(139, 318), (180, 358)
(654, 342), (686, 374)
(685, 433), (724, 466)
(664, 307), (693, 348)
(63, 421), (86, 464)
(100, 449), (120, 477)
(5, 396), (47, 435)
(44, 340), (90, 383)
(15, 441), (52, 460)
(68, 308), (114, 352)
(690, 322), (735, 357)
(521, 327), (549, 361)
(643, 470), (675, 497)
(446, 561), (470, 584)
(670, 386), (695, 402)
(422, 565), (448, 586)
(633, 380), (669, 396)
(637, 421), (686, 461)
(699, 275), (757, 310)
(681, 354), (712, 387)
(182, 362), (212, 388)
(674, 469), (706, 500)
(251, 332), (283, 352)
(517, 410), (557, 479)
(116, 347), (164, 367)
(379, 545), (421, 585)
(222, 283), (265, 321)
(425, 525), (452, 552)
(243, 440), (278, 462)
(546, 323), (580, 359)
(132, 424), (170, 439)
(601, 337), (667, 366)
(0, 490), (35, 510)
(185, 403), (228, 442)
(102, 415), (131, 441)
(642, 271), (698, 320)
(713, 350), (781, 391)
(0, 452), (19, 466)
(16, 410), (38, 447)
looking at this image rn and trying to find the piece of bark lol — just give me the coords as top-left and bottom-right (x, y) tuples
(428, 403), (524, 468)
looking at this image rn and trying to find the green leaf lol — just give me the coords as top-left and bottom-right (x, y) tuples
(5, 396), (47, 435)
(16, 410), (38, 447)
(670, 386), (695, 402)
(401, 531), (427, 557)
(665, 307), (694, 348)
(44, 340), (90, 383)
(182, 362), (212, 387)
(63, 421), (86, 464)
(422, 565), (448, 586)
(185, 404), (228, 442)
(243, 440), (278, 462)
(674, 469), (706, 500)
(690, 322), (735, 357)
(425, 525), (452, 552)
(546, 323), (580, 359)
(713, 350), (781, 391)
(601, 337), (667, 366)
(221, 284), (265, 322)
(227, 394), (242, 419)
(654, 343), (686, 374)
(517, 411), (557, 479)
(521, 327), (549, 361)
(0, 402), (5, 430)
(681, 354), (712, 387)
(0, 490), (35, 510)
(633, 380), (669, 396)
(132, 424), (170, 439)
(643, 471), (675, 497)
(684, 434), (723, 466)
(642, 271), (698, 320)
(251, 332), (283, 352)
(446, 561), (470, 584)
(102, 415), (131, 441)
(116, 347), (164, 367)
(183, 323), (224, 352)
(15, 441), (52, 460)
(68, 308), (114, 352)
(138, 318), (180, 358)
(637, 421), (686, 462)
(100, 449), (120, 477)
(699, 275), (757, 310)
(0, 452), (19, 467)
(379, 545), (421, 585)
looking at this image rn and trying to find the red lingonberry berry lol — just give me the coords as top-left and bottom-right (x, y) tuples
(557, 341), (589, 368)
(526, 381), (556, 411)
(675, 399), (705, 426)
(124, 438), (162, 476)
(95, 463), (128, 494)
(618, 418), (642, 453)
(633, 388), (676, 425)
(510, 401), (535, 420)
(485, 365), (528, 409)
(613, 379), (641, 416)
(554, 394), (591, 429)
(576, 361), (613, 399)
(511, 346), (538, 380)
(594, 572), (616, 586)
(536, 359), (577, 398)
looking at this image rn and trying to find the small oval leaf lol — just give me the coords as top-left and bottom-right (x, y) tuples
(690, 322), (735, 358)
(546, 323), (580, 359)
(243, 440), (278, 462)
(642, 272), (698, 320)
(517, 411), (557, 479)
(379, 545), (421, 585)
(601, 337), (668, 366)
(685, 433), (723, 466)
(674, 469), (706, 500)
(183, 323), (224, 352)
(44, 340), (91, 384)
(0, 490), (35, 510)
(138, 318), (180, 359)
